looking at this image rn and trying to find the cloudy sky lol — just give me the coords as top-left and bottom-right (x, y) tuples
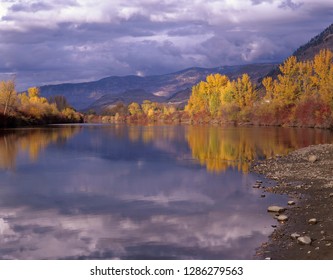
(0, 0), (332, 90)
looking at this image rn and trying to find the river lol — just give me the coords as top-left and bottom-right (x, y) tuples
(0, 124), (332, 259)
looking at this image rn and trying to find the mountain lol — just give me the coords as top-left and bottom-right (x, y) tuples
(263, 23), (333, 81)
(293, 23), (333, 61)
(39, 63), (276, 111)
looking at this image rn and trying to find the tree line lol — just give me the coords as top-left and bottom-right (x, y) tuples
(0, 81), (82, 127)
(93, 49), (333, 128)
(3, 49), (332, 128)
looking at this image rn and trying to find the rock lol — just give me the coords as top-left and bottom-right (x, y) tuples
(265, 257), (271, 260)
(252, 184), (260, 188)
(326, 243), (331, 247)
(308, 155), (317, 163)
(277, 214), (288, 222)
(291, 233), (301, 239)
(267, 206), (286, 213)
(297, 236), (312, 245)
(261, 194), (266, 198)
(308, 218), (318, 225)
(256, 180), (263, 184)
(329, 193), (333, 198)
(288, 201), (295, 205)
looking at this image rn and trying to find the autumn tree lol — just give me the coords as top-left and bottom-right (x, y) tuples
(128, 102), (142, 115)
(0, 80), (17, 116)
(312, 49), (333, 105)
(234, 74), (257, 108)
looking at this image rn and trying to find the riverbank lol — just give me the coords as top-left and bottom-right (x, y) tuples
(252, 144), (333, 259)
(0, 112), (84, 128)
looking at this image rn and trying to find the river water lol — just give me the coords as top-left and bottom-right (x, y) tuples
(0, 125), (332, 259)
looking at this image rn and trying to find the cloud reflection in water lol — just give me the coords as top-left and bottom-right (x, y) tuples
(1, 125), (331, 259)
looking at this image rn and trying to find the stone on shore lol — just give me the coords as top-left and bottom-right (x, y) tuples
(308, 218), (318, 225)
(308, 155), (318, 163)
(297, 236), (312, 245)
(277, 215), (288, 222)
(291, 233), (300, 239)
(267, 206), (286, 213)
(288, 201), (295, 205)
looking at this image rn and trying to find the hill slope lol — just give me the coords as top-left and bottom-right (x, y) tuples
(263, 23), (333, 81)
(39, 63), (276, 111)
(293, 23), (333, 61)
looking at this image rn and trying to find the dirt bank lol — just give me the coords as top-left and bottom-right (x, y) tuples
(252, 144), (333, 259)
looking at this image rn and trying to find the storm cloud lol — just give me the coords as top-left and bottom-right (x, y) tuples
(0, 0), (332, 90)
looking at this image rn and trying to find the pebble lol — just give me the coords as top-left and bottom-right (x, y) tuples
(253, 184), (260, 188)
(261, 194), (266, 198)
(308, 155), (317, 163)
(288, 201), (295, 205)
(315, 247), (319, 250)
(256, 180), (263, 184)
(277, 215), (288, 222)
(291, 233), (301, 239)
(326, 243), (331, 247)
(308, 218), (318, 225)
(329, 193), (333, 198)
(297, 236), (312, 245)
(265, 257), (271, 260)
(267, 206), (286, 213)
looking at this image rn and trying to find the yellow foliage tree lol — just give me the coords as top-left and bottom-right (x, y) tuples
(0, 80), (17, 115)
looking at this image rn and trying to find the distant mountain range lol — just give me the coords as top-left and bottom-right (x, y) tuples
(40, 64), (276, 112)
(39, 23), (333, 112)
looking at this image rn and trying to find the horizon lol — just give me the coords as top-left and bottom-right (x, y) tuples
(1, 0), (333, 90)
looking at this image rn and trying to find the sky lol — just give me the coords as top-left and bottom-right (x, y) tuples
(0, 0), (332, 90)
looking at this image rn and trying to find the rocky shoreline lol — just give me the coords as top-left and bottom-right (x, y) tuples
(252, 144), (333, 260)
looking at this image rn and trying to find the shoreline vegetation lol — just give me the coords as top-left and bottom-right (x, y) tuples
(0, 82), (83, 128)
(1, 49), (333, 130)
(86, 49), (333, 130)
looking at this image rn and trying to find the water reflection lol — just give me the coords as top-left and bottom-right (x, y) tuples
(0, 125), (332, 259)
(0, 126), (80, 170)
(187, 126), (333, 173)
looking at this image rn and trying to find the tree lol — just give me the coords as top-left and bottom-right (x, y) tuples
(234, 74), (257, 108)
(49, 95), (71, 111)
(128, 102), (142, 115)
(312, 49), (333, 105)
(0, 80), (17, 116)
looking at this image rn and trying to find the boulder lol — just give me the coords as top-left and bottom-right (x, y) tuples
(308, 155), (317, 163)
(267, 206), (286, 213)
(308, 218), (318, 225)
(297, 236), (312, 245)
(277, 215), (288, 222)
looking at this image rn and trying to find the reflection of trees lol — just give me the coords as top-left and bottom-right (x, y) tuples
(0, 126), (80, 169)
(127, 125), (182, 144)
(186, 126), (333, 173)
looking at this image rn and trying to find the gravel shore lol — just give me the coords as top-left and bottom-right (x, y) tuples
(252, 144), (333, 260)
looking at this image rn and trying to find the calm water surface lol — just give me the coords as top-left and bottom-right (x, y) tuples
(0, 125), (332, 259)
